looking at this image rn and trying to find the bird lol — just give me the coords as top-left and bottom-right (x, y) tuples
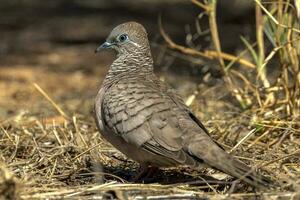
(94, 21), (270, 187)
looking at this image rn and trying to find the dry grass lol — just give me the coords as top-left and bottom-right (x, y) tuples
(1, 72), (299, 199)
(1, 0), (300, 199)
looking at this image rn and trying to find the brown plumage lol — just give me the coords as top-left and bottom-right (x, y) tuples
(94, 21), (270, 187)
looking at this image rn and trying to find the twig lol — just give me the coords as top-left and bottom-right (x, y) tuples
(73, 116), (88, 148)
(256, 0), (275, 107)
(72, 142), (103, 161)
(53, 128), (63, 146)
(229, 129), (258, 153)
(158, 18), (256, 69)
(246, 130), (271, 150)
(33, 83), (70, 120)
(207, 0), (225, 70)
(191, 0), (210, 11)
(259, 149), (300, 168)
(1, 126), (16, 145)
(255, 0), (300, 33)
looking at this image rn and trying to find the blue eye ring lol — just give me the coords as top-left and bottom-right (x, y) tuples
(118, 34), (128, 42)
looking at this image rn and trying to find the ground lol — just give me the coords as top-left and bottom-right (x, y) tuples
(1, 43), (299, 199)
(0, 1), (299, 199)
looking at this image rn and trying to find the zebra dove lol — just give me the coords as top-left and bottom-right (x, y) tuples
(94, 22), (270, 187)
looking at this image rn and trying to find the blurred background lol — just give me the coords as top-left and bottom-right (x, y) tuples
(0, 0), (255, 120)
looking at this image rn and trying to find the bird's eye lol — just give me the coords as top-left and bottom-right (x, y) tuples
(118, 34), (128, 42)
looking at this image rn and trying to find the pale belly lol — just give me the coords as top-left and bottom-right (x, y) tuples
(100, 129), (179, 167)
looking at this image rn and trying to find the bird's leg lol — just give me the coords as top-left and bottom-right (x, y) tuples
(144, 166), (159, 179)
(131, 164), (158, 182)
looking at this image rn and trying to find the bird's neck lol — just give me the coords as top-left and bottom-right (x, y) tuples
(103, 52), (153, 88)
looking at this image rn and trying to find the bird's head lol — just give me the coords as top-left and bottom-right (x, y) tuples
(95, 22), (150, 56)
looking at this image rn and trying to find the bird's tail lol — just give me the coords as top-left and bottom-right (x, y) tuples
(217, 154), (271, 188)
(186, 133), (271, 188)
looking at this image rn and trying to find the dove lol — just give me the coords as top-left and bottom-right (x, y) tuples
(94, 21), (270, 187)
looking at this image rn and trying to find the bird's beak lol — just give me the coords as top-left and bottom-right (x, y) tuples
(95, 42), (114, 53)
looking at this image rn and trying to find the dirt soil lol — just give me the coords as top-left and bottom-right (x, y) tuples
(1, 1), (299, 199)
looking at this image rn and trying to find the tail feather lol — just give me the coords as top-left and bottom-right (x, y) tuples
(224, 158), (271, 187)
(187, 134), (271, 188)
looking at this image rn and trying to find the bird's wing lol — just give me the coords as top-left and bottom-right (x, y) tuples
(149, 76), (211, 135)
(152, 78), (271, 187)
(94, 87), (106, 132)
(101, 79), (200, 166)
(157, 80), (226, 150)
(166, 87), (211, 135)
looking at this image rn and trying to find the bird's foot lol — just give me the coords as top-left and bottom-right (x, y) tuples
(131, 165), (158, 182)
